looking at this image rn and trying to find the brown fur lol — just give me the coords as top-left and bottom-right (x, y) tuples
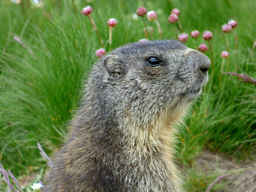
(43, 40), (210, 192)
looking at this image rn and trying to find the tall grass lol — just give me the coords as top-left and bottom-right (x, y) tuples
(0, 0), (256, 179)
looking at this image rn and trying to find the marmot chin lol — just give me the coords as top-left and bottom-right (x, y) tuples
(43, 40), (210, 192)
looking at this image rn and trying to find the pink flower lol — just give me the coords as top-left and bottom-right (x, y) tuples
(136, 7), (147, 17)
(138, 39), (150, 43)
(198, 44), (208, 52)
(147, 11), (157, 21)
(203, 30), (213, 41)
(222, 24), (232, 33)
(221, 51), (229, 58)
(178, 33), (188, 43)
(96, 48), (106, 58)
(171, 8), (180, 16)
(81, 6), (93, 16)
(191, 30), (200, 38)
(228, 19), (238, 28)
(168, 13), (178, 23)
(107, 18), (118, 27)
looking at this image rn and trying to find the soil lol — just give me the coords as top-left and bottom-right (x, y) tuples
(194, 151), (256, 192)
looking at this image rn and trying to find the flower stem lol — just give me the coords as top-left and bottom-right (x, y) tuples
(155, 20), (163, 38)
(20, 0), (30, 16)
(72, 0), (77, 13)
(88, 15), (104, 47)
(142, 18), (149, 39)
(176, 21), (183, 32)
(225, 35), (230, 51)
(234, 30), (238, 49)
(221, 59), (225, 72)
(208, 41), (214, 72)
(108, 27), (112, 49)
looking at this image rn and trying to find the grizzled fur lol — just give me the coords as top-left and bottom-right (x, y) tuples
(43, 40), (210, 192)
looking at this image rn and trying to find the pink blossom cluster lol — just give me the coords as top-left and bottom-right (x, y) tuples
(198, 44), (208, 52)
(147, 11), (157, 21)
(107, 18), (118, 27)
(95, 48), (106, 58)
(136, 7), (147, 17)
(221, 51), (229, 58)
(220, 19), (238, 58)
(191, 30), (200, 39)
(168, 8), (180, 23)
(222, 19), (237, 33)
(81, 5), (238, 59)
(178, 30), (212, 44)
(178, 33), (188, 43)
(203, 31), (213, 41)
(81, 6), (93, 16)
(81, 5), (119, 57)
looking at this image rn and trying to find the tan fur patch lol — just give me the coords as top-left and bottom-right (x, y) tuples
(125, 99), (189, 191)
(157, 102), (189, 192)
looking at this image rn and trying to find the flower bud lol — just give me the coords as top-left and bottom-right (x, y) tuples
(147, 11), (157, 21)
(198, 44), (208, 52)
(222, 24), (232, 33)
(178, 33), (188, 43)
(168, 13), (178, 23)
(136, 7), (147, 17)
(81, 6), (93, 16)
(171, 8), (180, 16)
(203, 31), (213, 41)
(107, 18), (118, 27)
(228, 19), (238, 28)
(96, 48), (106, 58)
(191, 30), (200, 38)
(221, 51), (229, 58)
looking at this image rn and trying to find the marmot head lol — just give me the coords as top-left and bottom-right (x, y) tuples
(90, 40), (210, 129)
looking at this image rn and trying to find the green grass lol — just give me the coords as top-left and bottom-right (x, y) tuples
(0, 0), (256, 189)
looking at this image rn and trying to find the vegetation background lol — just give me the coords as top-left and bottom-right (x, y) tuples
(0, 0), (255, 191)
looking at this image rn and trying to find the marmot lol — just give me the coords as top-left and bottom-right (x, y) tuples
(43, 40), (210, 192)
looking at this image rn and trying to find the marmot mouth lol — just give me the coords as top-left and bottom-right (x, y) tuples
(184, 87), (202, 100)
(190, 87), (201, 94)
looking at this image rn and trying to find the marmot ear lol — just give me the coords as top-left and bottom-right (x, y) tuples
(103, 55), (125, 79)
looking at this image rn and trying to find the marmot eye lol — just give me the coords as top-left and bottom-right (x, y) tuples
(146, 56), (162, 67)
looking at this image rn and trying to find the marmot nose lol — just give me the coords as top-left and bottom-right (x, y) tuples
(184, 48), (211, 74)
(199, 56), (210, 74)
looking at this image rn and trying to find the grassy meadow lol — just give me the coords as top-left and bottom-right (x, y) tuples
(0, 0), (256, 191)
